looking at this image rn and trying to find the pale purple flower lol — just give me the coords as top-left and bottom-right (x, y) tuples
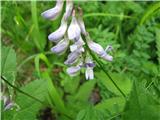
(64, 0), (73, 20)
(51, 38), (69, 55)
(67, 66), (81, 76)
(70, 37), (85, 52)
(48, 17), (67, 42)
(87, 40), (113, 61)
(101, 54), (113, 61)
(41, 0), (64, 20)
(87, 40), (105, 55)
(68, 10), (81, 41)
(64, 50), (81, 65)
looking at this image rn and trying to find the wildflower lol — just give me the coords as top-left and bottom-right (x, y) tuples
(67, 66), (81, 76)
(85, 57), (95, 80)
(48, 17), (67, 42)
(64, 0), (73, 20)
(64, 50), (82, 65)
(51, 38), (69, 55)
(87, 40), (113, 61)
(70, 37), (85, 52)
(41, 0), (64, 20)
(68, 10), (81, 41)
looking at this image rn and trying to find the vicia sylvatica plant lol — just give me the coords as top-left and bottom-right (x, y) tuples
(1, 1), (160, 120)
(42, 0), (113, 80)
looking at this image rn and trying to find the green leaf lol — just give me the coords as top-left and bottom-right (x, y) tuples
(2, 79), (48, 120)
(75, 80), (96, 102)
(1, 46), (16, 84)
(95, 97), (125, 116)
(95, 72), (132, 96)
(76, 106), (105, 120)
(122, 80), (160, 120)
(156, 28), (160, 65)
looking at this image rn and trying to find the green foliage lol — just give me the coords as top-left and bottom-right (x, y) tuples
(2, 79), (48, 120)
(1, 46), (16, 84)
(1, 1), (160, 120)
(123, 80), (160, 120)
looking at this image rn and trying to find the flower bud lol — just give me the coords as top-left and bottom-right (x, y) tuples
(41, 0), (64, 20)
(51, 38), (69, 55)
(48, 18), (67, 42)
(68, 10), (81, 41)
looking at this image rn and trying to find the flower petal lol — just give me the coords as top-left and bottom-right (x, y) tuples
(68, 10), (81, 41)
(101, 54), (113, 61)
(41, 0), (64, 20)
(85, 67), (94, 80)
(64, 51), (81, 65)
(87, 40), (105, 56)
(48, 20), (67, 42)
(51, 38), (69, 55)
(67, 66), (81, 76)
(64, 0), (73, 20)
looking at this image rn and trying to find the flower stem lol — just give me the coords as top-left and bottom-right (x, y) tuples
(84, 36), (126, 99)
(1, 76), (45, 104)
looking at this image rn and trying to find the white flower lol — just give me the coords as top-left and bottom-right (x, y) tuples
(70, 37), (85, 52)
(64, 0), (73, 20)
(85, 67), (94, 80)
(51, 38), (69, 55)
(41, 0), (64, 20)
(87, 40), (113, 61)
(48, 18), (67, 42)
(67, 66), (81, 76)
(68, 10), (81, 41)
(85, 57), (95, 80)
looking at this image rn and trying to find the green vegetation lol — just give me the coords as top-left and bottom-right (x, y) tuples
(1, 1), (160, 120)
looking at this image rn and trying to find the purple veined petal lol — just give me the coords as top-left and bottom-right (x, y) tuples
(64, 0), (73, 20)
(70, 44), (84, 52)
(70, 37), (85, 52)
(64, 51), (81, 65)
(67, 66), (81, 76)
(4, 102), (14, 111)
(85, 57), (95, 67)
(48, 20), (67, 42)
(101, 54), (113, 61)
(85, 67), (94, 80)
(51, 38), (69, 55)
(41, 0), (64, 20)
(87, 40), (105, 56)
(68, 10), (81, 41)
(85, 63), (95, 67)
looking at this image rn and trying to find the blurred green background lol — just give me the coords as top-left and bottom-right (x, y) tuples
(1, 1), (160, 120)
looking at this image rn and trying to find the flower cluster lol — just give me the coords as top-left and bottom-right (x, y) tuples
(42, 0), (113, 80)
